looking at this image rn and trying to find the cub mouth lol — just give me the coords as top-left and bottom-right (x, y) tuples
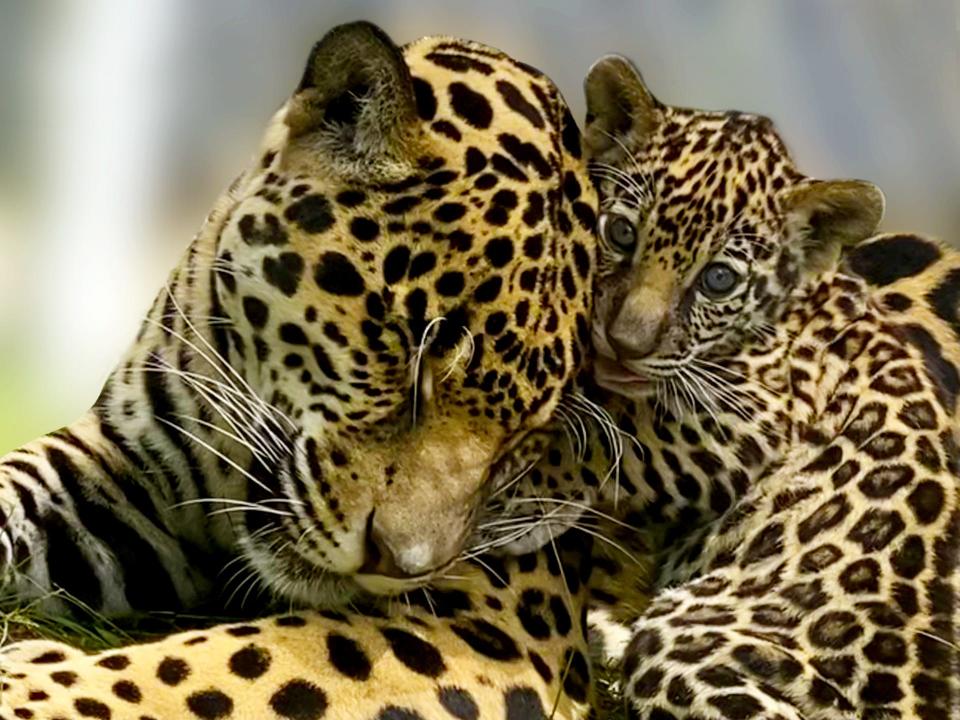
(593, 355), (655, 396)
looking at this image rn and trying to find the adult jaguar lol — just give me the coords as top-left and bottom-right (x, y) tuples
(0, 21), (601, 617)
(581, 55), (958, 720)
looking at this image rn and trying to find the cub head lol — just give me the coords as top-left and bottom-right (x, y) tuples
(210, 22), (596, 604)
(582, 55), (883, 397)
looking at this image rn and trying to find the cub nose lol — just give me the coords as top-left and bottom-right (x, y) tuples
(604, 285), (668, 360)
(361, 512), (440, 578)
(606, 313), (661, 360)
(607, 327), (649, 360)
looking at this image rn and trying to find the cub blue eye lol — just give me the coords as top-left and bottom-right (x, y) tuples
(700, 262), (739, 296)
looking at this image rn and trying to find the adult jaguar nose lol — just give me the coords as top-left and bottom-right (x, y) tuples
(360, 511), (442, 578)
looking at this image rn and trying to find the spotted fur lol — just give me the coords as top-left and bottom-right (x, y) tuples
(578, 55), (959, 720)
(0, 22), (598, 616)
(0, 523), (656, 720)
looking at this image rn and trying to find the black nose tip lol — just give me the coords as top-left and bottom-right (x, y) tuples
(360, 511), (412, 578)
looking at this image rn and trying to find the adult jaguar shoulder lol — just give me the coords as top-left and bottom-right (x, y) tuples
(581, 54), (958, 720)
(0, 21), (598, 616)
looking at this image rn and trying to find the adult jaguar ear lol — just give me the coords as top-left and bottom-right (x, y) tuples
(783, 179), (886, 273)
(583, 54), (661, 165)
(285, 21), (420, 174)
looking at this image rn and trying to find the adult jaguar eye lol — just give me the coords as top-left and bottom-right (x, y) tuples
(602, 214), (637, 253)
(700, 262), (740, 298)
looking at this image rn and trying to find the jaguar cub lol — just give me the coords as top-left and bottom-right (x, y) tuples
(582, 55), (958, 720)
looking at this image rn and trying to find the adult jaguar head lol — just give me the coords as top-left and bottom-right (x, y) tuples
(208, 23), (596, 605)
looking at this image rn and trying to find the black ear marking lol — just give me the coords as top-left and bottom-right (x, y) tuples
(286, 21), (419, 171)
(583, 54), (661, 163)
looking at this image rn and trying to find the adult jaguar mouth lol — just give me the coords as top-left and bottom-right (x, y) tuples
(241, 533), (437, 609)
(239, 431), (556, 608)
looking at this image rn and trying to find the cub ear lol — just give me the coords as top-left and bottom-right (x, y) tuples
(782, 179), (885, 273)
(583, 54), (661, 164)
(285, 21), (419, 173)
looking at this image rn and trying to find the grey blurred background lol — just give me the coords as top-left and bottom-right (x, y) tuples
(1, 0), (959, 452)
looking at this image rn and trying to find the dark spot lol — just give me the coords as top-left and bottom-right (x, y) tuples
(383, 246), (411, 285)
(632, 667), (666, 697)
(863, 631), (907, 666)
(449, 82), (493, 128)
(350, 217), (380, 242)
(528, 650), (552, 683)
(157, 656), (190, 686)
(280, 323), (309, 345)
(926, 266), (960, 344)
(465, 148), (487, 176)
(186, 690), (234, 719)
(523, 234), (544, 259)
(498, 134), (551, 179)
(336, 190), (365, 207)
(504, 687), (545, 720)
(276, 615), (307, 627)
(74, 698), (112, 719)
(263, 253), (305, 297)
(436, 271), (465, 296)
(238, 213), (288, 246)
(242, 297), (269, 329)
(890, 534), (926, 578)
(426, 52), (493, 74)
(707, 693), (763, 720)
(808, 611), (863, 649)
(560, 108), (581, 159)
(381, 628), (447, 677)
(740, 523), (784, 566)
(450, 618), (520, 660)
(229, 644), (271, 679)
(847, 508), (906, 552)
(907, 480), (945, 524)
(897, 323), (960, 411)
(412, 77), (437, 120)
(315, 252), (365, 296)
(845, 234), (941, 286)
(474, 276), (502, 303)
(437, 687), (479, 720)
(496, 80), (544, 128)
(375, 708), (424, 720)
(112, 680), (142, 703)
(431, 120), (462, 141)
(798, 495), (852, 543)
(839, 558), (881, 593)
(326, 633), (371, 681)
(484, 237), (514, 268)
(269, 679), (328, 720)
(97, 655), (130, 670)
(561, 648), (589, 703)
(285, 195), (335, 234)
(50, 671), (78, 686)
(434, 202), (467, 223)
(409, 252), (437, 279)
(858, 464), (914, 498)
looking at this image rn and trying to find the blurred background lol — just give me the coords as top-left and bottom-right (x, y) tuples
(1, 0), (959, 453)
